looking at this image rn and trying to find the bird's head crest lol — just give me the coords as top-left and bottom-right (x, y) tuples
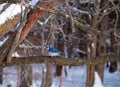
(45, 43), (50, 50)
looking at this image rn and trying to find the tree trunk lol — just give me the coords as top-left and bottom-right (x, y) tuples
(41, 24), (47, 87)
(41, 64), (46, 87)
(86, 1), (100, 87)
(0, 67), (2, 84)
(109, 32), (118, 73)
(18, 46), (33, 87)
(44, 64), (52, 87)
(19, 64), (32, 87)
(54, 20), (65, 87)
(55, 24), (64, 77)
(95, 0), (109, 80)
(86, 39), (95, 87)
(95, 15), (108, 82)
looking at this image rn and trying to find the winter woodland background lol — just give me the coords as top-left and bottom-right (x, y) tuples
(0, 0), (120, 87)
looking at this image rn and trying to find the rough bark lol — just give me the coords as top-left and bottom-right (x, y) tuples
(86, 39), (95, 87)
(19, 1), (56, 42)
(0, 0), (25, 4)
(0, 32), (16, 63)
(0, 67), (2, 84)
(19, 64), (32, 87)
(109, 32), (118, 73)
(41, 64), (46, 87)
(0, 55), (120, 68)
(44, 63), (52, 87)
(0, 14), (20, 40)
(86, 1), (100, 87)
(95, 6), (108, 82)
(41, 24), (46, 87)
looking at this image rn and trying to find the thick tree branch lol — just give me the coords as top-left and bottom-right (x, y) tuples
(0, 33), (16, 63)
(1, 55), (120, 67)
(0, 1), (59, 63)
(73, 19), (89, 32)
(0, 14), (20, 40)
(0, 0), (22, 4)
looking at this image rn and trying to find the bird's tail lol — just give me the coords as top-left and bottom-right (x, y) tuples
(60, 52), (65, 56)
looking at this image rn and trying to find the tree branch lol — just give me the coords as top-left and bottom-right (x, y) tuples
(1, 55), (120, 67)
(0, 33), (16, 63)
(0, 1), (59, 63)
(0, 0), (22, 4)
(0, 14), (20, 40)
(6, 5), (29, 63)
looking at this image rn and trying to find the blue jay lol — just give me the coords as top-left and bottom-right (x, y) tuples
(45, 44), (64, 56)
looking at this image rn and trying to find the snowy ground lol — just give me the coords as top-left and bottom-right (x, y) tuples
(52, 66), (86, 87)
(52, 66), (120, 87)
(1, 64), (120, 87)
(104, 67), (120, 87)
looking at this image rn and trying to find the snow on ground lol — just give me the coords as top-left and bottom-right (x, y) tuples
(104, 67), (120, 87)
(2, 65), (120, 87)
(12, 52), (20, 57)
(52, 66), (86, 87)
(93, 72), (103, 87)
(2, 66), (18, 87)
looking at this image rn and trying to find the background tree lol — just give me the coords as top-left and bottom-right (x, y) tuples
(0, 0), (120, 87)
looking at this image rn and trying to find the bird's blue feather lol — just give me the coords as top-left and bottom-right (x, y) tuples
(48, 47), (61, 53)
(45, 44), (64, 56)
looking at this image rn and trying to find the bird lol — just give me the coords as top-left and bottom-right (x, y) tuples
(45, 44), (65, 56)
